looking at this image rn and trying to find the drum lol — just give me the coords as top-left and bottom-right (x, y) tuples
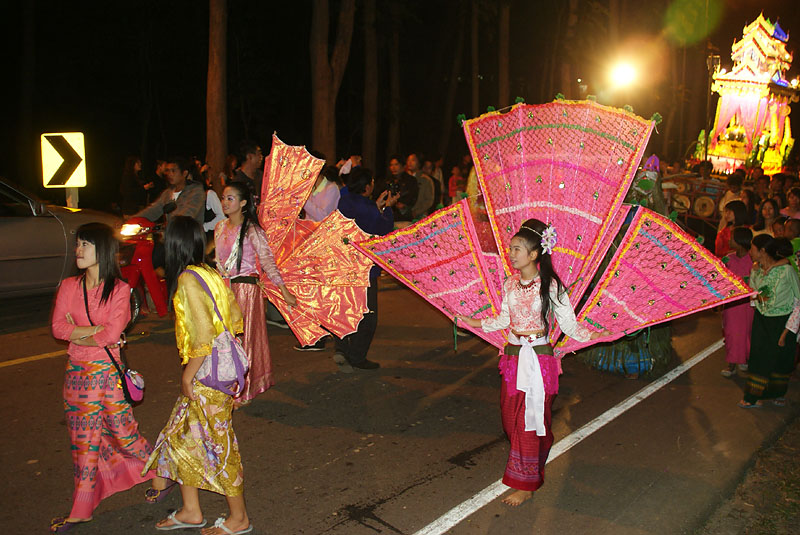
(673, 194), (691, 213)
(693, 196), (716, 218)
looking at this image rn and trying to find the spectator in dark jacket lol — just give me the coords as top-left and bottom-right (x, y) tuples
(334, 167), (399, 371)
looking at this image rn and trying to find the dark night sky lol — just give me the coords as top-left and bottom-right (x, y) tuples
(2, 0), (798, 210)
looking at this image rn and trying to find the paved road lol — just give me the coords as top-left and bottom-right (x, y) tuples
(1, 282), (797, 534)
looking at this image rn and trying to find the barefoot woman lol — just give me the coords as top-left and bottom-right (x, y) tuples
(457, 220), (605, 506)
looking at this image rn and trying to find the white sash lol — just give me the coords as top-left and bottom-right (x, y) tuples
(509, 333), (548, 436)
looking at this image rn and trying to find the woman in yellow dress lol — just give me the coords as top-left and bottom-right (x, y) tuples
(143, 216), (253, 535)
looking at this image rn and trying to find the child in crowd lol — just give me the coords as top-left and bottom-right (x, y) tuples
(448, 166), (466, 205)
(717, 173), (744, 231)
(742, 237), (800, 408)
(715, 200), (749, 257)
(455, 219), (606, 506)
(772, 216), (788, 238)
(721, 227), (754, 377)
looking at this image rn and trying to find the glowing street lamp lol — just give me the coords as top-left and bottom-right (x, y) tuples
(609, 61), (637, 88)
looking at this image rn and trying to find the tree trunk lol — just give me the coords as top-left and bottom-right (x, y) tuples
(438, 4), (466, 161)
(498, 2), (510, 108)
(18, 0), (35, 187)
(661, 46), (679, 159)
(560, 0), (578, 99)
(471, 0), (479, 117)
(608, 0), (619, 48)
(362, 0), (377, 169)
(386, 16), (400, 158)
(206, 0), (228, 195)
(310, 0), (355, 161)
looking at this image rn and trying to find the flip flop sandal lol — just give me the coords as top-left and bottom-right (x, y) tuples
(50, 516), (89, 533)
(210, 517), (254, 535)
(737, 399), (762, 409)
(145, 481), (178, 504)
(155, 511), (207, 531)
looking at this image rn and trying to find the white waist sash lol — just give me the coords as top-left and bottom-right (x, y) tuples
(508, 333), (549, 436)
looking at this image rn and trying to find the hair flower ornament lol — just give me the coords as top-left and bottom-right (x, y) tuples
(540, 225), (557, 255)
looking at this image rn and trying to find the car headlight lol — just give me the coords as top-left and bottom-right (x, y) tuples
(120, 223), (143, 237)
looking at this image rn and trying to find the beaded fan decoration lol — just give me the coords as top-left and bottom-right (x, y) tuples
(258, 134), (372, 346)
(555, 208), (755, 355)
(462, 100), (653, 310)
(354, 100), (755, 353)
(353, 201), (506, 349)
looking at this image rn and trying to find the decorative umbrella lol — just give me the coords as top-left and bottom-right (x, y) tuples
(354, 100), (754, 353)
(257, 134), (373, 347)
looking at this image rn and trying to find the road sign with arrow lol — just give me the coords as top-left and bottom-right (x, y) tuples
(41, 132), (86, 188)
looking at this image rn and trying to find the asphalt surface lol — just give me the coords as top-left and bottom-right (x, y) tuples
(1, 281), (798, 534)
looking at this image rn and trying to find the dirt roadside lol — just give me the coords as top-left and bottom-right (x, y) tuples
(698, 407), (800, 535)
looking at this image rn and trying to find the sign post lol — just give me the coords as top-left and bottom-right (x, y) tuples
(41, 132), (86, 208)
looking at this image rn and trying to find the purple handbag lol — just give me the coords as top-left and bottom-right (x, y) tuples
(187, 270), (250, 396)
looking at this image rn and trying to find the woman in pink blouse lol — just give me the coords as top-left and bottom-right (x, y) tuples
(457, 219), (606, 507)
(49, 223), (152, 533)
(215, 181), (296, 403)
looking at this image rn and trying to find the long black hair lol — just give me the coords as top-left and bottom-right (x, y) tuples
(764, 237), (794, 262)
(751, 233), (772, 252)
(513, 218), (565, 335)
(731, 226), (753, 251)
(753, 198), (779, 231)
(165, 216), (207, 304)
(225, 180), (263, 273)
(723, 200), (749, 227)
(76, 223), (122, 304)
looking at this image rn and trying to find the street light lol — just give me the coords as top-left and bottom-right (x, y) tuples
(609, 61), (637, 89)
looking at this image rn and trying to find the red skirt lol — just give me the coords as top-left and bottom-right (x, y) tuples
(500, 370), (555, 491)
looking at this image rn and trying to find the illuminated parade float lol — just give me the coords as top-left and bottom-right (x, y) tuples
(704, 14), (799, 174)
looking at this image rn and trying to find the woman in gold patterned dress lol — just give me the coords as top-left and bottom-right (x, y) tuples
(142, 216), (253, 535)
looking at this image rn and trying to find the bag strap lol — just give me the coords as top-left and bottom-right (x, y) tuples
(82, 277), (131, 397)
(184, 269), (231, 334)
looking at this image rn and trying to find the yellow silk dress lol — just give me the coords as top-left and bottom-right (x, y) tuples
(142, 264), (245, 496)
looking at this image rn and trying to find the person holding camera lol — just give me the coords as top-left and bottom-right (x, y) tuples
(335, 167), (399, 371)
(376, 155), (417, 223)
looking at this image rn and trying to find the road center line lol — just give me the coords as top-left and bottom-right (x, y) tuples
(0, 327), (175, 369)
(412, 338), (724, 535)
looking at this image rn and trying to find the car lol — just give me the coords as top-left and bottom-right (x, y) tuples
(0, 178), (121, 298)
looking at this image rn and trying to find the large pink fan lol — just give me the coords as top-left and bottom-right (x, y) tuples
(462, 100), (653, 308)
(353, 201), (506, 348)
(257, 134), (372, 346)
(555, 208), (755, 355)
(354, 100), (752, 357)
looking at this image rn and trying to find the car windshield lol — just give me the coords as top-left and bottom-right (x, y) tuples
(0, 179), (44, 217)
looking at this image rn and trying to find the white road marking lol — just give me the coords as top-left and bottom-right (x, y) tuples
(412, 338), (724, 535)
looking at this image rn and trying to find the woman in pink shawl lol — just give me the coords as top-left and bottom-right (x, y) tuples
(214, 181), (296, 403)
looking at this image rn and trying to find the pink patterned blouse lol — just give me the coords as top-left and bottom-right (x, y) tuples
(214, 220), (284, 285)
(481, 273), (591, 342)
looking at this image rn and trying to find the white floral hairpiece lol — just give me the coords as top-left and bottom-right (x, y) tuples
(521, 224), (557, 255)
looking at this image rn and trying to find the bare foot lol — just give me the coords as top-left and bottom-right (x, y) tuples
(201, 516), (251, 535)
(156, 509), (205, 529)
(502, 490), (533, 506)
